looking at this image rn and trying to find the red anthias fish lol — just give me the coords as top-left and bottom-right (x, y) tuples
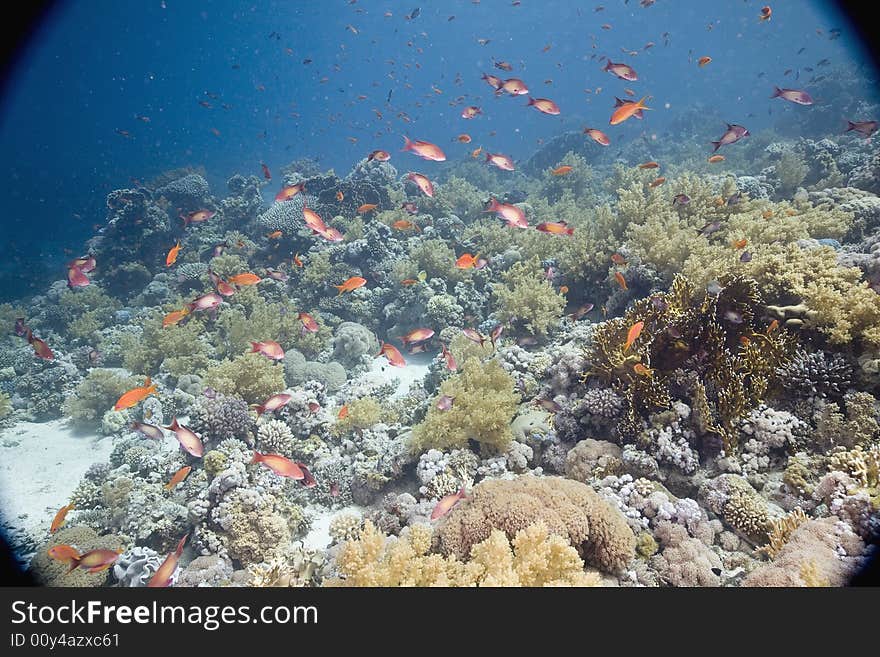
(147, 533), (188, 587)
(771, 86), (813, 105)
(401, 136), (446, 161)
(261, 163), (271, 179)
(377, 341), (406, 367)
(254, 393), (292, 415)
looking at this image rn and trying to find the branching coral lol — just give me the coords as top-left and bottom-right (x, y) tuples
(120, 310), (213, 380)
(584, 274), (795, 452)
(435, 475), (635, 573)
(491, 257), (566, 338)
(409, 357), (520, 454)
(203, 352), (286, 404)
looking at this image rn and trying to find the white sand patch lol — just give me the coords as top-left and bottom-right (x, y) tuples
(359, 350), (433, 399)
(0, 420), (115, 561)
(302, 504), (364, 551)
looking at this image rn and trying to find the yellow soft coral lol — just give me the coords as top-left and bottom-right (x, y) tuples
(326, 521), (601, 587)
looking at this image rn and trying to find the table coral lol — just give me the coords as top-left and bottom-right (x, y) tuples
(435, 475), (635, 573)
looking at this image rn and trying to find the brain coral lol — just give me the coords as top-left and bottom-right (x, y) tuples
(435, 475), (635, 573)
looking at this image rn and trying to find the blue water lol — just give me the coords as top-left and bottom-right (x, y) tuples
(0, 0), (874, 300)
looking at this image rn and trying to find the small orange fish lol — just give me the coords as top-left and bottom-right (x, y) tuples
(614, 271), (628, 290)
(163, 308), (190, 328)
(357, 203), (378, 214)
(732, 238), (747, 249)
(293, 253), (303, 267)
(536, 221), (574, 236)
(767, 319), (779, 334)
(401, 279), (419, 286)
(338, 404), (349, 420)
(227, 272), (262, 286)
(147, 533), (188, 587)
(392, 219), (419, 231)
(50, 502), (75, 534)
(708, 155), (725, 163)
(114, 377), (158, 411)
(298, 312), (319, 333)
(250, 340), (285, 361)
(48, 544), (81, 565)
(609, 96), (651, 125)
(431, 487), (466, 520)
(698, 56), (712, 67)
(584, 128), (611, 146)
(457, 134), (472, 143)
(611, 253), (627, 265)
(455, 252), (480, 269)
(648, 177), (667, 188)
(377, 341), (406, 367)
(165, 242), (181, 267)
(335, 276), (367, 295)
(164, 466), (192, 491)
(638, 161), (660, 169)
(762, 210), (774, 219)
(632, 363), (653, 377)
(275, 183), (306, 202)
(267, 230), (283, 239)
(740, 336), (752, 347)
(624, 321), (644, 352)
(560, 285), (569, 294)
(551, 165), (573, 175)
(471, 146), (483, 158)
(251, 451), (304, 479)
(336, 191), (344, 201)
(67, 548), (122, 574)
(785, 209), (798, 216)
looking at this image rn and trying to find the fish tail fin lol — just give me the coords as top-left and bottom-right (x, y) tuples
(249, 341), (261, 353)
(567, 227), (575, 236)
(603, 61), (611, 71)
(401, 135), (413, 151)
(636, 96), (651, 110)
(250, 451), (262, 465)
(771, 86), (782, 98)
(846, 121), (856, 132)
(335, 285), (344, 296)
(66, 557), (81, 574)
(711, 141), (722, 152)
(527, 96), (535, 106)
(176, 533), (189, 556)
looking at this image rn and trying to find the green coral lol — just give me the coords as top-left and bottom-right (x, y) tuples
(62, 369), (140, 428)
(208, 253), (251, 279)
(58, 286), (121, 343)
(410, 357), (520, 454)
(491, 257), (566, 338)
(775, 151), (809, 195)
(406, 238), (465, 283)
(120, 310), (214, 380)
(203, 352), (286, 404)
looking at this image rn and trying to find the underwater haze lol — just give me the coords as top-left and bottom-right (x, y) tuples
(0, 0), (879, 587)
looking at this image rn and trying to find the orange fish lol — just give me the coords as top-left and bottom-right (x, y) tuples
(251, 451), (304, 479)
(48, 544), (81, 565)
(367, 150), (391, 162)
(114, 376), (158, 411)
(583, 128), (611, 145)
(457, 134), (472, 143)
(161, 307), (189, 328)
(638, 161), (660, 169)
(50, 502), (75, 534)
(147, 533), (188, 587)
(455, 252), (480, 269)
(624, 321), (644, 352)
(402, 328), (435, 345)
(293, 253), (304, 267)
(431, 487), (466, 520)
(609, 96), (651, 125)
(614, 271), (628, 290)
(338, 404), (349, 420)
(648, 177), (667, 188)
(335, 276), (367, 295)
(471, 146), (483, 158)
(767, 319), (779, 334)
(67, 548), (122, 574)
(401, 279), (419, 286)
(560, 285), (569, 294)
(402, 136), (446, 161)
(698, 56), (712, 67)
(28, 332), (54, 360)
(357, 203), (379, 214)
(336, 191), (344, 201)
(632, 363), (653, 377)
(732, 238), (747, 249)
(708, 155), (725, 163)
(267, 230), (283, 239)
(250, 340), (285, 361)
(551, 165), (573, 175)
(298, 312), (319, 333)
(527, 97), (561, 115)
(762, 210), (774, 219)
(740, 336), (752, 347)
(227, 272), (262, 286)
(611, 253), (627, 265)
(303, 206), (327, 233)
(392, 219), (419, 231)
(165, 242), (181, 267)
(181, 209), (216, 226)
(164, 466), (192, 491)
(536, 221), (574, 236)
(164, 417), (204, 457)
(275, 183), (306, 202)
(377, 341), (406, 367)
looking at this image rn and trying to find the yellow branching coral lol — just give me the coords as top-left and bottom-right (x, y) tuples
(325, 520), (601, 587)
(758, 508), (808, 559)
(435, 475), (635, 573)
(409, 357), (519, 454)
